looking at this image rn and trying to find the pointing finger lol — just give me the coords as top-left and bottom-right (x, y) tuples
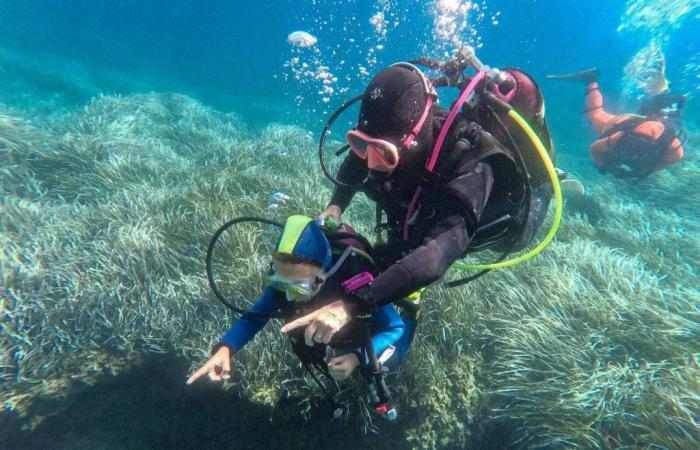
(280, 312), (317, 334)
(320, 328), (334, 344)
(186, 362), (213, 385)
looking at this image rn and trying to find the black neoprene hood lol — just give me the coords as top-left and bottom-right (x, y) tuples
(358, 65), (430, 138)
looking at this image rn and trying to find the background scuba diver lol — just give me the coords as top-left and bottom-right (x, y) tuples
(548, 68), (686, 179)
(283, 56), (556, 344)
(187, 216), (413, 412)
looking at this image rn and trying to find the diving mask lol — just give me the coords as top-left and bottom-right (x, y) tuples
(346, 129), (400, 171)
(266, 246), (354, 301)
(661, 102), (683, 119)
(267, 270), (324, 300)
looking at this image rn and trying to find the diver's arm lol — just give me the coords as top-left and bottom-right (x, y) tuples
(331, 306), (404, 377)
(187, 288), (280, 385)
(368, 305), (405, 357)
(364, 164), (493, 308)
(328, 152), (369, 212)
(365, 214), (473, 306)
(283, 164), (492, 347)
(216, 287), (279, 353)
(654, 138), (684, 171)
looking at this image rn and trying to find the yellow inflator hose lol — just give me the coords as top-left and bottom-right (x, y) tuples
(452, 108), (563, 271)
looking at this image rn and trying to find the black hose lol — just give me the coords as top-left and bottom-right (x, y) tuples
(361, 322), (393, 408)
(446, 247), (511, 288)
(206, 217), (284, 318)
(335, 144), (350, 157)
(318, 95), (365, 188)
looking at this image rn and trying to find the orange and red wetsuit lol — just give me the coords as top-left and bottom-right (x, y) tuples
(585, 82), (683, 176)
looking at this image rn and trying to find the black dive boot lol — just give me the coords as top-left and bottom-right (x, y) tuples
(547, 68), (599, 84)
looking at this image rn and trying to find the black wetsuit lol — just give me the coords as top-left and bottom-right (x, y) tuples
(330, 111), (528, 308)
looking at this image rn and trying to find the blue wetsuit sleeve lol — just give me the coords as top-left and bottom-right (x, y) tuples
(368, 305), (405, 356)
(219, 287), (279, 352)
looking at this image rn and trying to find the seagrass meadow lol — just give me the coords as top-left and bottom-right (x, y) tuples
(1, 91), (698, 449)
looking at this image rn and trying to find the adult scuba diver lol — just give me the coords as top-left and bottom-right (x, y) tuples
(282, 47), (561, 348)
(189, 215), (415, 420)
(548, 68), (686, 179)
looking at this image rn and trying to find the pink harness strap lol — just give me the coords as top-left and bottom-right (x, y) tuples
(427, 71), (485, 172)
(403, 71), (486, 241)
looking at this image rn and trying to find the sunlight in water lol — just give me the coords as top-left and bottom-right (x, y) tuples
(618, 0), (699, 103)
(618, 0), (700, 39)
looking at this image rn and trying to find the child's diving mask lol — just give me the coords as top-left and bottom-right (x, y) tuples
(267, 267), (324, 300)
(267, 246), (354, 301)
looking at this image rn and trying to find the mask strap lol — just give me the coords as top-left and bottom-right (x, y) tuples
(388, 62), (437, 149)
(402, 95), (434, 148)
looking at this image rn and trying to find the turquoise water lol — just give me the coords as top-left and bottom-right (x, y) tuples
(1, 1), (698, 127)
(1, 1), (699, 449)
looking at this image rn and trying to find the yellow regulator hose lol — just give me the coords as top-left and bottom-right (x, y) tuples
(453, 108), (563, 271)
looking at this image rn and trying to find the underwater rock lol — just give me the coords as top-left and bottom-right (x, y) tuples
(286, 31), (318, 48)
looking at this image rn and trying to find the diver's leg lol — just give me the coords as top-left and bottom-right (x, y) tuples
(548, 68), (619, 133)
(387, 292), (422, 369)
(585, 83), (618, 133)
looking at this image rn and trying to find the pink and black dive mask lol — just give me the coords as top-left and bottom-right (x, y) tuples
(346, 63), (437, 173)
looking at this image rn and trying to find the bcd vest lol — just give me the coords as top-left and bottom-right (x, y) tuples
(597, 117), (676, 179)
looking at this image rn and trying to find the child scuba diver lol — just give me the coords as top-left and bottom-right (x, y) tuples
(188, 215), (413, 420)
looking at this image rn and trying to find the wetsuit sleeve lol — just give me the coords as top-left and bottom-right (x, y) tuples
(365, 163), (494, 307)
(218, 287), (279, 353)
(329, 152), (369, 211)
(368, 305), (405, 356)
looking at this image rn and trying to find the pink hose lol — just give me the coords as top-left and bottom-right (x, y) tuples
(426, 71), (486, 171)
(403, 71), (486, 241)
